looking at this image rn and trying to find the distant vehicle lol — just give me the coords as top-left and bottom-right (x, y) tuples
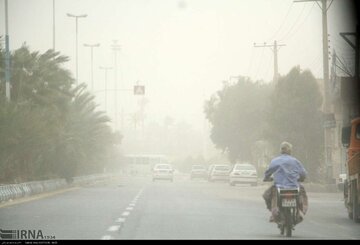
(125, 154), (169, 176)
(152, 164), (174, 182)
(337, 173), (347, 191)
(208, 164), (231, 182)
(190, 165), (207, 180)
(229, 163), (258, 186)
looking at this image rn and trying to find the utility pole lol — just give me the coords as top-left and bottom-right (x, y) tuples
(83, 43), (100, 91)
(99, 66), (113, 112)
(294, 0), (334, 183)
(4, 0), (10, 100)
(111, 40), (121, 129)
(253, 40), (286, 84)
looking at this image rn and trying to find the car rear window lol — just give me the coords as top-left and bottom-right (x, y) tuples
(214, 165), (230, 171)
(192, 165), (205, 170)
(155, 164), (171, 170)
(235, 165), (255, 170)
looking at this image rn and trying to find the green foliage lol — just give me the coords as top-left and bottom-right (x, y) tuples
(265, 66), (324, 180)
(204, 77), (272, 163)
(204, 67), (324, 181)
(0, 44), (122, 183)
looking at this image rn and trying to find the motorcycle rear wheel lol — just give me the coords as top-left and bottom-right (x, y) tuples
(285, 209), (293, 237)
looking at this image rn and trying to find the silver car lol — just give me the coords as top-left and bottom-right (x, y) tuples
(208, 164), (231, 182)
(229, 163), (258, 186)
(152, 164), (174, 182)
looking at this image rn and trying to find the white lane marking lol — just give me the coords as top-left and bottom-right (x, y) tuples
(122, 211), (130, 216)
(116, 217), (126, 223)
(126, 207), (133, 211)
(101, 235), (113, 240)
(107, 225), (120, 232)
(129, 203), (135, 207)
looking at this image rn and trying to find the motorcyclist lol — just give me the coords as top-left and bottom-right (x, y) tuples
(262, 141), (308, 222)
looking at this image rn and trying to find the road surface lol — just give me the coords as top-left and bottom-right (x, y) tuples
(0, 175), (359, 240)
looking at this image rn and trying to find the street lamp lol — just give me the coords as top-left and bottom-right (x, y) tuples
(99, 66), (113, 112)
(66, 13), (87, 84)
(83, 43), (100, 91)
(4, 0), (10, 100)
(111, 40), (121, 129)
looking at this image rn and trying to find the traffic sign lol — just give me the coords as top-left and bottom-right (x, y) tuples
(134, 85), (145, 95)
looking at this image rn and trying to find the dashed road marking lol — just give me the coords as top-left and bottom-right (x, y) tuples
(107, 225), (121, 232)
(116, 217), (126, 223)
(101, 187), (144, 239)
(101, 235), (113, 240)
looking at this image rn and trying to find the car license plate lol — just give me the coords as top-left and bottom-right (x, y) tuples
(282, 198), (296, 207)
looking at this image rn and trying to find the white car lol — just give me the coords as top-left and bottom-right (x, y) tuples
(208, 164), (231, 182)
(229, 163), (258, 186)
(152, 164), (174, 182)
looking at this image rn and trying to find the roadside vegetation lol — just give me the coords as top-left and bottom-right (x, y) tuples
(204, 67), (324, 181)
(0, 44), (122, 183)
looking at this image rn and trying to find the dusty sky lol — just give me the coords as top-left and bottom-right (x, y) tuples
(0, 0), (357, 132)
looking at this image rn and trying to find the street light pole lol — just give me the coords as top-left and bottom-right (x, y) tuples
(5, 0), (11, 100)
(99, 66), (113, 112)
(53, 0), (55, 51)
(67, 13), (87, 85)
(111, 40), (121, 129)
(84, 43), (100, 91)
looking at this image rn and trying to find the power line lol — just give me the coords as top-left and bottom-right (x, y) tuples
(246, 45), (255, 78)
(265, 2), (294, 43)
(277, 3), (307, 41)
(253, 46), (265, 81)
(279, 2), (316, 41)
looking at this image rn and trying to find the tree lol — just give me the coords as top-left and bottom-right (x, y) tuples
(0, 44), (122, 183)
(204, 77), (272, 163)
(265, 66), (324, 181)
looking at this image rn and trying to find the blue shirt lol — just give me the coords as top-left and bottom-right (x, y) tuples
(264, 154), (307, 188)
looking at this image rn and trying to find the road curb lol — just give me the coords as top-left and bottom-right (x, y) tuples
(0, 174), (116, 205)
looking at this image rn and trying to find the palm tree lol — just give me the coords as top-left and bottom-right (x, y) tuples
(0, 45), (121, 183)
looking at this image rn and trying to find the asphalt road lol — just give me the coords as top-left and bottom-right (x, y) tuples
(0, 175), (359, 240)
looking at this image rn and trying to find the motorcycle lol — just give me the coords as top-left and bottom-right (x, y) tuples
(264, 177), (303, 237)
